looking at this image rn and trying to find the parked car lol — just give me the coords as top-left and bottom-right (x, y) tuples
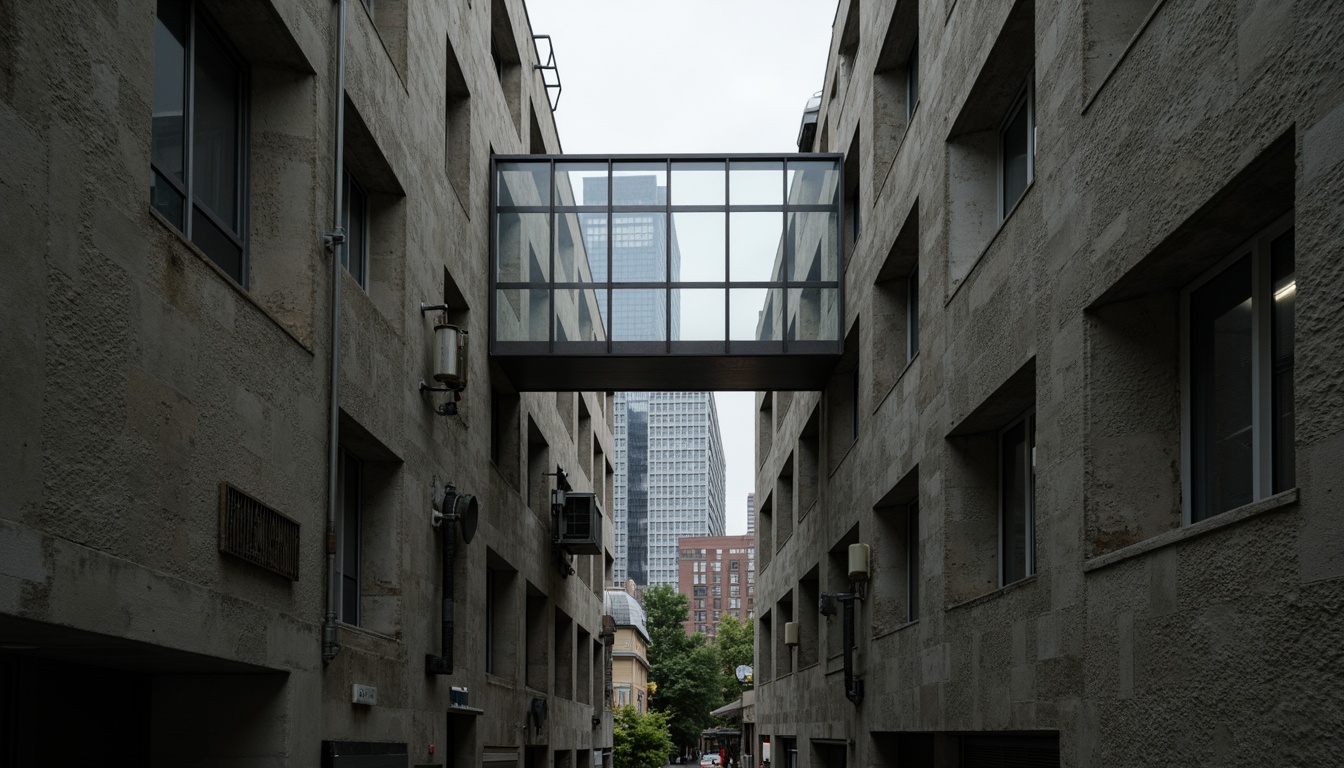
(700, 755), (721, 767)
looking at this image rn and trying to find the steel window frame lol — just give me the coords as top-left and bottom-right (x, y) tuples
(490, 153), (845, 358)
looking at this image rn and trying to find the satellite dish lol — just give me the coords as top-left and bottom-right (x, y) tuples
(735, 665), (753, 683)
(431, 477), (478, 545)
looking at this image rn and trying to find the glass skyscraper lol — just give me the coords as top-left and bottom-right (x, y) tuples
(583, 175), (727, 588)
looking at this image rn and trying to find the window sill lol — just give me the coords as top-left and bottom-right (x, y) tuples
(1083, 488), (1299, 574)
(944, 180), (1036, 307)
(944, 574), (1038, 613)
(872, 617), (919, 642)
(148, 207), (314, 355)
(486, 673), (516, 690)
(1080, 0), (1171, 115)
(876, 352), (919, 412)
(335, 621), (402, 656)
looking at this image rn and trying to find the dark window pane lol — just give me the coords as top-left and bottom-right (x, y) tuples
(1001, 97), (1030, 215)
(152, 0), (186, 184)
(151, 168), (185, 228)
(192, 206), (243, 283)
(1001, 417), (1031, 584)
(343, 171), (368, 288)
(1271, 229), (1296, 491)
(1190, 256), (1253, 521)
(339, 452), (362, 625)
(192, 20), (241, 230)
(907, 266), (919, 360)
(905, 40), (919, 119)
(907, 500), (919, 621)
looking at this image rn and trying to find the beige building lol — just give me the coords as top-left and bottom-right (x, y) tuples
(0, 0), (616, 764)
(605, 583), (651, 714)
(754, 0), (1344, 766)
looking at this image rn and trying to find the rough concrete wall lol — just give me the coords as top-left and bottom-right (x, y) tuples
(0, 0), (613, 762)
(755, 0), (1344, 766)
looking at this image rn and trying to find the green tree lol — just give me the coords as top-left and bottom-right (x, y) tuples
(713, 614), (754, 705)
(613, 706), (674, 768)
(643, 584), (723, 754)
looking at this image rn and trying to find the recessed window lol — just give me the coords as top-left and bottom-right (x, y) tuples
(1185, 218), (1295, 522)
(1000, 409), (1036, 585)
(151, 0), (248, 284)
(1000, 80), (1035, 219)
(342, 169), (369, 289)
(336, 450), (362, 625)
(906, 499), (919, 621)
(905, 40), (920, 121)
(907, 265), (919, 361)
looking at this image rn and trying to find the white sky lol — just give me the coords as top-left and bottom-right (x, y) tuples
(524, 0), (839, 535)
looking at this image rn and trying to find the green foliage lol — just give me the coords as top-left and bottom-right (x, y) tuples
(644, 584), (723, 751)
(613, 706), (674, 768)
(713, 614), (754, 704)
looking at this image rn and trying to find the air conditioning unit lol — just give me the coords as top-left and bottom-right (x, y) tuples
(556, 492), (602, 555)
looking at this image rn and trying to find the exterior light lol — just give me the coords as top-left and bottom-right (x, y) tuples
(848, 543), (871, 582)
(419, 303), (467, 415)
(784, 621), (800, 647)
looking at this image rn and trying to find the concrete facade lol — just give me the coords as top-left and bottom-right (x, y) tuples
(677, 534), (756, 640)
(754, 0), (1344, 766)
(0, 0), (615, 764)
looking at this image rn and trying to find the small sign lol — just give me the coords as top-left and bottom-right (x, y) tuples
(352, 684), (378, 706)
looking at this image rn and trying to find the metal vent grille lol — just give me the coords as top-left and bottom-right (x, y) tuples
(219, 482), (300, 580)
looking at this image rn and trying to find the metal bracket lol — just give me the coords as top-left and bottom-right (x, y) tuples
(532, 35), (563, 111)
(322, 227), (347, 252)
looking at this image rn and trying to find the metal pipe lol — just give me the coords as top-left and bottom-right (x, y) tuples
(440, 522), (456, 670)
(842, 595), (863, 705)
(322, 0), (348, 666)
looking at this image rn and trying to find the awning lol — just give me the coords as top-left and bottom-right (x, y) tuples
(710, 698), (744, 718)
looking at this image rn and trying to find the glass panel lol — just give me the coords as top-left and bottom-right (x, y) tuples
(1000, 417), (1030, 585)
(192, 206), (243, 283)
(555, 287), (607, 344)
(554, 211), (587, 283)
(671, 161), (725, 206)
(152, 0), (186, 184)
(730, 161), (783, 205)
(192, 20), (241, 230)
(612, 162), (666, 206)
(729, 212), (784, 282)
(786, 287), (838, 341)
(908, 266), (919, 359)
(611, 289), (666, 342)
(674, 289), (725, 341)
(1190, 255), (1253, 521)
(556, 161), (606, 207)
(788, 211), (838, 282)
(343, 171), (368, 288)
(672, 212), (725, 282)
(786, 160), (840, 207)
(576, 212), (607, 282)
(151, 168), (185, 228)
(730, 288), (780, 341)
(497, 161), (551, 207)
(611, 212), (666, 283)
(496, 213), (550, 283)
(1001, 98), (1030, 216)
(1271, 229), (1296, 492)
(496, 288), (550, 342)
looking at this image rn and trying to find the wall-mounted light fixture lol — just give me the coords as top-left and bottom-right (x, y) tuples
(784, 621), (800, 647)
(419, 303), (467, 415)
(821, 540), (871, 706)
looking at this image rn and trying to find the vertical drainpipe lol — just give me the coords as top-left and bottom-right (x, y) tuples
(322, 0), (348, 665)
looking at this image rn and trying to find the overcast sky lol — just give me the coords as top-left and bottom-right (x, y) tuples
(524, 0), (839, 535)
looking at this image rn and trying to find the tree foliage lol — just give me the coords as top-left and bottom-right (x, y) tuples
(613, 706), (674, 768)
(713, 613), (754, 704)
(644, 584), (722, 753)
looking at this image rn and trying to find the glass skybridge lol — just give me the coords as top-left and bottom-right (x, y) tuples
(491, 154), (844, 391)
